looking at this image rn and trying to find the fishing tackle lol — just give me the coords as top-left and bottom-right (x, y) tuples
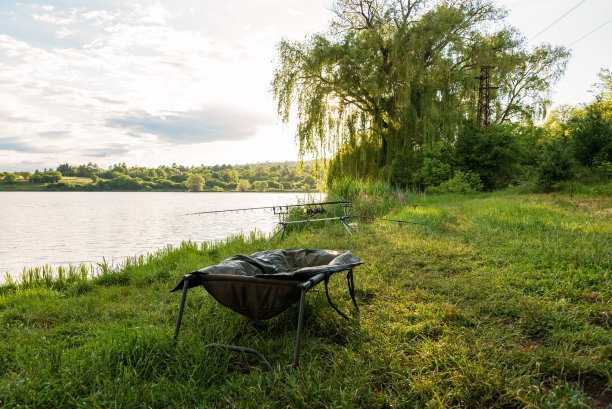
(186, 200), (423, 243)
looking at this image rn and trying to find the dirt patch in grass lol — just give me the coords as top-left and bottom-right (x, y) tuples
(583, 380), (612, 409)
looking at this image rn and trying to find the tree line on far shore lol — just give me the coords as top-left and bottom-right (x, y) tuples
(0, 161), (323, 192)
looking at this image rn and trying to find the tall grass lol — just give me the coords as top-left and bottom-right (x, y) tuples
(0, 232), (270, 295)
(328, 177), (427, 217)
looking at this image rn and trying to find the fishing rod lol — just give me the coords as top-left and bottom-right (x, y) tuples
(185, 201), (351, 216)
(349, 215), (422, 225)
(266, 211), (422, 243)
(185, 199), (423, 242)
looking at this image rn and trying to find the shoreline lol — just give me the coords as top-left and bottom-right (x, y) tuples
(0, 185), (314, 193)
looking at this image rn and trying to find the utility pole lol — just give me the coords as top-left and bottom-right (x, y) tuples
(476, 66), (498, 131)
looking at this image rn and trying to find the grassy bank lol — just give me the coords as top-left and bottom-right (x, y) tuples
(1, 191), (610, 408)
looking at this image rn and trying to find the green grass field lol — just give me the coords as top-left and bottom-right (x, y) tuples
(59, 176), (92, 185)
(0, 177), (91, 191)
(0, 191), (610, 408)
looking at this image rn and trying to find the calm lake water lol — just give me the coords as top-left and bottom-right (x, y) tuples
(0, 191), (313, 280)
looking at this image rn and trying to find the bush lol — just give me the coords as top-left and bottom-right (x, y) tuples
(29, 171), (62, 184)
(390, 150), (417, 189)
(569, 101), (612, 167)
(253, 181), (268, 192)
(536, 139), (575, 191)
(236, 179), (250, 191)
(185, 174), (204, 192)
(154, 179), (179, 189)
(105, 175), (143, 190)
(426, 171), (483, 194)
(45, 182), (75, 190)
(42, 171), (62, 183)
(303, 175), (316, 189)
(417, 142), (456, 188)
(3, 173), (17, 183)
(455, 121), (521, 190)
(595, 160), (612, 178)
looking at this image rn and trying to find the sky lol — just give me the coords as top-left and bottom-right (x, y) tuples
(0, 0), (610, 172)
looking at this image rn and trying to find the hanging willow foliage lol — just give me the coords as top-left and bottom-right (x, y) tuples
(271, 0), (569, 178)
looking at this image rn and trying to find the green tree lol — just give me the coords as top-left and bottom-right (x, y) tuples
(3, 173), (17, 183)
(455, 121), (521, 190)
(568, 70), (612, 168)
(303, 175), (316, 189)
(416, 142), (456, 188)
(41, 171), (62, 184)
(273, 0), (568, 179)
(107, 175), (142, 190)
(186, 174), (205, 192)
(76, 162), (100, 177)
(537, 138), (574, 191)
(568, 103), (612, 167)
(236, 179), (251, 192)
(56, 163), (73, 176)
(252, 181), (268, 192)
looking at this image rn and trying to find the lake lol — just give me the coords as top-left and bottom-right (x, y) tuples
(0, 191), (315, 280)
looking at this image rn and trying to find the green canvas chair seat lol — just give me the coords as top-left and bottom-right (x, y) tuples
(171, 248), (363, 368)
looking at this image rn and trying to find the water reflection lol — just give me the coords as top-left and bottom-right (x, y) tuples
(0, 191), (311, 278)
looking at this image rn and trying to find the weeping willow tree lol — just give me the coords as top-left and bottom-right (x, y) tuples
(272, 0), (569, 181)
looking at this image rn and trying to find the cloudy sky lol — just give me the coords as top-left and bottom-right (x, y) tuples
(0, 0), (610, 171)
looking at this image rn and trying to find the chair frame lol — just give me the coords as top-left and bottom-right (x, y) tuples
(173, 268), (359, 369)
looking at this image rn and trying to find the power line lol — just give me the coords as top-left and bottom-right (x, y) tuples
(529, 0), (588, 42)
(568, 19), (612, 47)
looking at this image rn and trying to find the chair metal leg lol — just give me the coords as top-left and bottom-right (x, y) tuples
(204, 344), (273, 371)
(347, 269), (360, 315)
(324, 269), (360, 321)
(173, 275), (192, 341)
(293, 288), (307, 367)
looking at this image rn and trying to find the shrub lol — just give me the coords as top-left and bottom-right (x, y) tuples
(185, 174), (204, 192)
(390, 150), (417, 189)
(417, 142), (456, 188)
(3, 173), (17, 183)
(236, 179), (250, 191)
(536, 139), (575, 191)
(569, 101), (612, 167)
(455, 121), (521, 190)
(253, 181), (268, 192)
(426, 171), (483, 194)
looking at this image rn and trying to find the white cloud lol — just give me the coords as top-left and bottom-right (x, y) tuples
(0, 0), (332, 170)
(56, 27), (77, 38)
(32, 13), (75, 24)
(82, 10), (118, 26)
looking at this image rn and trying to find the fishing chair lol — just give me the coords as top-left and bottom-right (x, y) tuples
(171, 248), (363, 369)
